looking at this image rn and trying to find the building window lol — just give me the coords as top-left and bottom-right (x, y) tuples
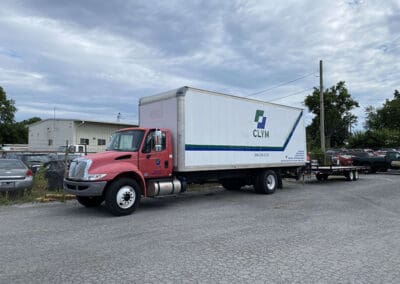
(80, 138), (89, 145)
(98, 139), (106, 146)
(48, 139), (53, 146)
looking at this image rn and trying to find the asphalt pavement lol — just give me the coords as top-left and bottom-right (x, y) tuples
(1, 174), (400, 283)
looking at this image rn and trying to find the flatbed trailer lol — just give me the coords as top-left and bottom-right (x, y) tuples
(310, 165), (367, 181)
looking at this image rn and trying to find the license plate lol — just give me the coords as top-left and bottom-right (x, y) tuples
(0, 182), (15, 188)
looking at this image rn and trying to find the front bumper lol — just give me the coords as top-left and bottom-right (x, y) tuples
(63, 179), (107, 196)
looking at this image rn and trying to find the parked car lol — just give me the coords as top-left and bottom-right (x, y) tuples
(5, 153), (51, 174)
(0, 159), (33, 193)
(352, 151), (400, 173)
(326, 149), (353, 166)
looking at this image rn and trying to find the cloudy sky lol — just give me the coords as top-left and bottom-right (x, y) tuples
(1, 0), (399, 129)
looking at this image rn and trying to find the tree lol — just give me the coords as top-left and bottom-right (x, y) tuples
(0, 86), (17, 144)
(0, 86), (41, 144)
(304, 81), (359, 150)
(12, 117), (42, 144)
(0, 86), (16, 125)
(365, 90), (400, 131)
(348, 129), (400, 149)
(364, 106), (381, 130)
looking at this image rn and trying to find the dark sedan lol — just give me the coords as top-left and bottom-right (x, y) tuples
(0, 159), (33, 192)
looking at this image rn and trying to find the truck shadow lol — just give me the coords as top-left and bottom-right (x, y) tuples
(139, 187), (252, 212)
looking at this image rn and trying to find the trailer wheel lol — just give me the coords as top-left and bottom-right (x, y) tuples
(76, 196), (104, 207)
(255, 170), (277, 194)
(345, 171), (355, 181)
(353, 171), (359, 181)
(105, 178), (141, 216)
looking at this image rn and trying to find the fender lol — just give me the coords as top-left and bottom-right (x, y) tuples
(90, 161), (147, 197)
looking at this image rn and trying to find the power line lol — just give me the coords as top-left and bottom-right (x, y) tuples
(269, 88), (314, 102)
(246, 71), (317, 98)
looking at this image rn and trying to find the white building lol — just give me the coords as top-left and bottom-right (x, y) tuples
(28, 119), (136, 153)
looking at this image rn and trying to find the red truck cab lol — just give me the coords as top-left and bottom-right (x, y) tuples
(64, 128), (181, 215)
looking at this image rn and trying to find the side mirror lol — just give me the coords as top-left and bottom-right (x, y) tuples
(154, 130), (163, 152)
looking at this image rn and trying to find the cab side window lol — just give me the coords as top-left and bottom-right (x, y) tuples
(142, 130), (166, 153)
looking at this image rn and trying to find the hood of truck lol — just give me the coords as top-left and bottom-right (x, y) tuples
(85, 151), (139, 172)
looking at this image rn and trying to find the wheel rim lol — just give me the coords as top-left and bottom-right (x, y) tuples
(266, 175), (276, 190)
(116, 185), (136, 209)
(354, 171), (359, 180)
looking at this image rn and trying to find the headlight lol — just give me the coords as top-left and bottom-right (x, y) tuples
(87, 173), (107, 181)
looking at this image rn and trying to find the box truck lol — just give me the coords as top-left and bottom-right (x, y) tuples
(64, 87), (307, 215)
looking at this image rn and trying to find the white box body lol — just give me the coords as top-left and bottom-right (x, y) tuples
(139, 87), (306, 172)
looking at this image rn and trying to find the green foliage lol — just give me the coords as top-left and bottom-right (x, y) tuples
(0, 86), (17, 144)
(365, 90), (400, 131)
(355, 89), (400, 149)
(0, 86), (16, 125)
(0, 86), (41, 144)
(347, 129), (400, 149)
(12, 117), (42, 143)
(304, 81), (359, 149)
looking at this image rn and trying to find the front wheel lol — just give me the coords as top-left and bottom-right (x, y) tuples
(105, 178), (141, 216)
(254, 170), (277, 194)
(76, 196), (104, 207)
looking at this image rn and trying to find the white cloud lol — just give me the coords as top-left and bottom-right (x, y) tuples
(0, 0), (398, 130)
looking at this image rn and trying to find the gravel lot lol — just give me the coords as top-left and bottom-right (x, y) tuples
(1, 174), (400, 283)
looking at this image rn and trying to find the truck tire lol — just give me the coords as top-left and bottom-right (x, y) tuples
(254, 170), (277, 194)
(76, 196), (104, 207)
(105, 178), (141, 216)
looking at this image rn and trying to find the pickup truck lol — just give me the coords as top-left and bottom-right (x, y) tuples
(352, 151), (400, 173)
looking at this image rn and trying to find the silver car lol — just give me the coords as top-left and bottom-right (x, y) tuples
(0, 159), (33, 192)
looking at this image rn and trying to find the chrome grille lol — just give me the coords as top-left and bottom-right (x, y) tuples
(68, 158), (90, 179)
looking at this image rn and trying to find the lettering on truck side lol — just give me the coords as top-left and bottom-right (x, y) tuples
(253, 129), (270, 138)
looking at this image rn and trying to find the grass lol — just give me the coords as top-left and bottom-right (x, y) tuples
(0, 167), (72, 205)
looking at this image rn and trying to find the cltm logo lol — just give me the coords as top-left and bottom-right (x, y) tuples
(253, 110), (269, 139)
(254, 110), (267, 129)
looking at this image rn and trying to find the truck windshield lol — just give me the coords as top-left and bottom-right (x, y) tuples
(107, 130), (145, 152)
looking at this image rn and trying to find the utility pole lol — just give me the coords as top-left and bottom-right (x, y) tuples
(319, 60), (326, 158)
(53, 107), (56, 151)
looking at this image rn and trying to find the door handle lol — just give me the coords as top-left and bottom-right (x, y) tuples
(146, 154), (151, 159)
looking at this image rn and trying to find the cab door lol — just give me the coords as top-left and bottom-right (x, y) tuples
(138, 129), (173, 178)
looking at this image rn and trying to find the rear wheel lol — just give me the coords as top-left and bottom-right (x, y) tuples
(76, 196), (104, 207)
(254, 170), (277, 194)
(105, 178), (141, 216)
